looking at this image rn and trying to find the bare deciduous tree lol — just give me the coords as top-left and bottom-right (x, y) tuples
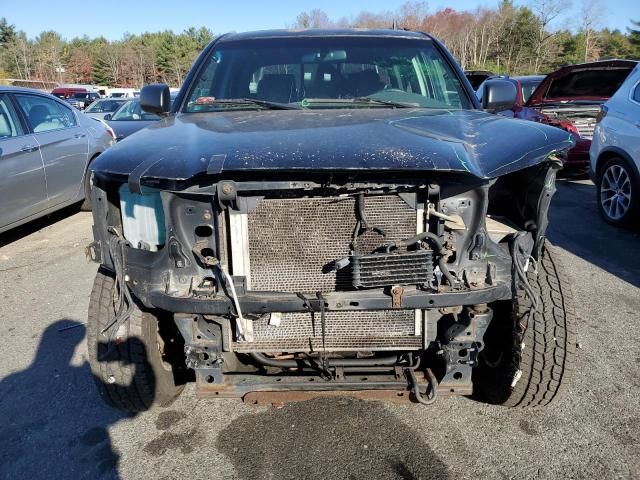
(530, 0), (570, 71)
(580, 0), (606, 61)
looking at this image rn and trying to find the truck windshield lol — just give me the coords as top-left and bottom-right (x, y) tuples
(184, 36), (471, 112)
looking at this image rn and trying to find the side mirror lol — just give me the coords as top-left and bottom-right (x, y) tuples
(103, 114), (112, 121)
(140, 83), (171, 115)
(481, 79), (517, 113)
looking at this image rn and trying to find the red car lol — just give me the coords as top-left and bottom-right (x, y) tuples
(479, 60), (637, 170)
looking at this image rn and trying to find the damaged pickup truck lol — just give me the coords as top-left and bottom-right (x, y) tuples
(86, 29), (577, 411)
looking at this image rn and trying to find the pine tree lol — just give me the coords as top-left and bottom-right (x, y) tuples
(629, 20), (640, 47)
(0, 17), (16, 46)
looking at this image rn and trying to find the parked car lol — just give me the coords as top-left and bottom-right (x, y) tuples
(68, 91), (101, 110)
(480, 60), (637, 171)
(476, 75), (546, 112)
(465, 70), (494, 90)
(105, 96), (174, 141)
(86, 29), (576, 412)
(64, 96), (84, 110)
(590, 63), (640, 227)
(107, 88), (137, 99)
(51, 87), (86, 99)
(0, 86), (114, 233)
(84, 98), (128, 120)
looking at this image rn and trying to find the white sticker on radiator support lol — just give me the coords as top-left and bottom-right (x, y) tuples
(269, 312), (282, 327)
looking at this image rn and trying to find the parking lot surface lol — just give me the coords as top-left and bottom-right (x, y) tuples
(1, 179), (639, 480)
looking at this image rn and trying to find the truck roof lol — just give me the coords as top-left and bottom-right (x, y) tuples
(219, 28), (431, 43)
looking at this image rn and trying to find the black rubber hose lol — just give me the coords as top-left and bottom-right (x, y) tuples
(249, 352), (400, 368)
(390, 232), (457, 287)
(407, 367), (438, 405)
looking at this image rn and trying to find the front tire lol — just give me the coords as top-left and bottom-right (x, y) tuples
(87, 268), (184, 412)
(475, 243), (576, 407)
(597, 157), (639, 227)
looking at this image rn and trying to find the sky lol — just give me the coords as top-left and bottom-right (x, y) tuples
(0, 0), (636, 40)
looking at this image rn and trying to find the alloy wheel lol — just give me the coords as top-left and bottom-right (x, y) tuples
(600, 164), (632, 220)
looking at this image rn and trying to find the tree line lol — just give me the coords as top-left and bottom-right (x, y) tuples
(293, 1), (640, 74)
(0, 21), (214, 87)
(1, 0), (639, 88)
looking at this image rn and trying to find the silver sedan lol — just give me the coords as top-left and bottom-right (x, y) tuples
(0, 86), (114, 233)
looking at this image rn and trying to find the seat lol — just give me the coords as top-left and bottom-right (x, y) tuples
(257, 74), (296, 103)
(0, 112), (12, 138)
(310, 64), (340, 98)
(28, 105), (49, 131)
(350, 70), (386, 97)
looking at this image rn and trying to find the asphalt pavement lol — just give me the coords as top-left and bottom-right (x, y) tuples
(0, 179), (638, 480)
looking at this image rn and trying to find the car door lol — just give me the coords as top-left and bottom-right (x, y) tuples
(625, 79), (640, 164)
(0, 93), (48, 230)
(13, 93), (89, 208)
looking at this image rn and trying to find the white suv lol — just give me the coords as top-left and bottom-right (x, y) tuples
(590, 62), (640, 227)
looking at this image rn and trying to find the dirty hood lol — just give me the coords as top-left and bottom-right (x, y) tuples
(527, 59), (637, 106)
(91, 108), (574, 187)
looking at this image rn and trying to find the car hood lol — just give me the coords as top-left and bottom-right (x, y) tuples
(527, 59), (637, 107)
(92, 108), (574, 188)
(107, 120), (158, 141)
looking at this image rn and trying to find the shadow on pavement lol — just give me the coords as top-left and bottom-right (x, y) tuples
(0, 320), (135, 479)
(548, 180), (640, 288)
(217, 397), (449, 480)
(0, 203), (82, 249)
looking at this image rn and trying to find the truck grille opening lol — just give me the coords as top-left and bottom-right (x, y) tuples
(235, 194), (423, 352)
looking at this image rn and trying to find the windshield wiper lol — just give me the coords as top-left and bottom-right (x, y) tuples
(197, 98), (301, 110)
(351, 97), (418, 108)
(301, 97), (417, 109)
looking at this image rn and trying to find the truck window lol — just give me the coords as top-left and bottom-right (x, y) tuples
(185, 37), (470, 111)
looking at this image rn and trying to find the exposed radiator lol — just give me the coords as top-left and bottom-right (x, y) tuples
(234, 194), (423, 352)
(246, 195), (417, 293)
(233, 310), (421, 352)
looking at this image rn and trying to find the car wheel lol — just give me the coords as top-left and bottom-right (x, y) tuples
(597, 157), (639, 227)
(474, 243), (576, 407)
(87, 268), (185, 412)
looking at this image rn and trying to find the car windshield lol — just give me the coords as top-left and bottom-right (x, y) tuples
(111, 99), (161, 121)
(86, 99), (125, 113)
(521, 80), (542, 103)
(184, 36), (471, 112)
(72, 92), (87, 99)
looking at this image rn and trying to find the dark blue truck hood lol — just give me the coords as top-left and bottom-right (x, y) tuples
(91, 108), (574, 187)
